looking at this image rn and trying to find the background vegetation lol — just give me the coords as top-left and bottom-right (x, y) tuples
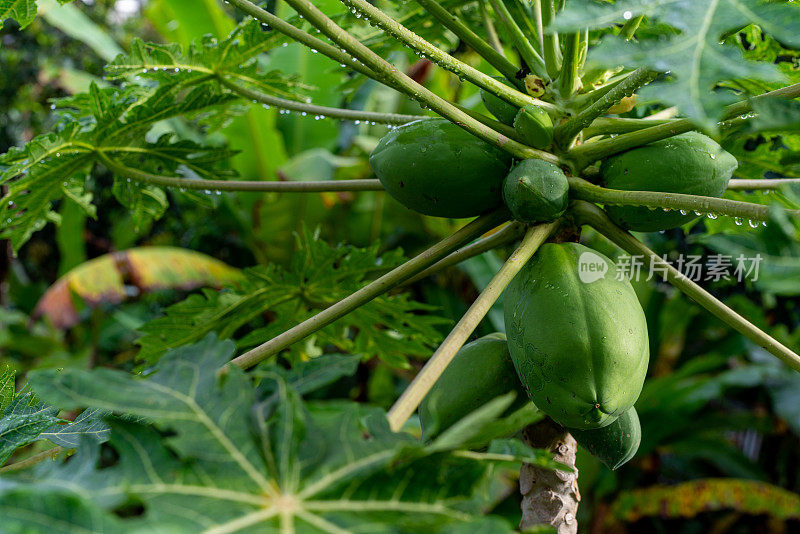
(1, 1), (800, 532)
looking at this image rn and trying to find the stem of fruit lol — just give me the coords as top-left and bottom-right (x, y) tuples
(573, 201), (800, 373)
(230, 210), (511, 369)
(401, 222), (527, 286)
(577, 29), (589, 72)
(506, 0), (545, 56)
(582, 117), (676, 138)
(557, 31), (582, 98)
(281, 0), (563, 164)
(541, 0), (561, 78)
(416, 0), (521, 84)
(619, 14), (644, 40)
(230, 0), (534, 152)
(569, 120), (693, 169)
(0, 446), (65, 473)
(480, 1), (505, 54)
(386, 221), (560, 432)
(727, 178), (800, 190)
(219, 76), (427, 125)
(454, 103), (521, 140)
(228, 0), (374, 79)
(723, 82), (800, 118)
(569, 82), (800, 169)
(488, 0), (548, 80)
(570, 71), (627, 109)
(343, 0), (556, 114)
(532, 0), (545, 52)
(567, 177), (798, 223)
(97, 151), (384, 192)
(555, 67), (654, 148)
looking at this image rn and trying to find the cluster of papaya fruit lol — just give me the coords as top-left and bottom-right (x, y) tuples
(369, 87), (738, 469)
(420, 244), (645, 470)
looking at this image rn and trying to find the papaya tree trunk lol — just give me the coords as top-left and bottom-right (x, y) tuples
(520, 418), (580, 533)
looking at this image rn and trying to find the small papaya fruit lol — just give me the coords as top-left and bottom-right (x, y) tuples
(601, 132), (738, 231)
(480, 77), (520, 125)
(513, 104), (554, 149)
(419, 333), (527, 439)
(570, 407), (641, 470)
(370, 119), (513, 218)
(502, 159), (569, 223)
(504, 243), (649, 429)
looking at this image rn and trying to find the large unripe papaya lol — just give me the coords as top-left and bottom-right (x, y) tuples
(504, 243), (649, 429)
(570, 407), (641, 470)
(370, 119), (513, 218)
(502, 159), (569, 223)
(601, 132), (738, 232)
(419, 333), (527, 439)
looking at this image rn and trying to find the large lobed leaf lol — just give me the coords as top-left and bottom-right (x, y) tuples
(0, 335), (556, 533)
(0, 17), (306, 252)
(106, 18), (306, 101)
(554, 0), (800, 128)
(0, 369), (109, 465)
(0, 82), (238, 251)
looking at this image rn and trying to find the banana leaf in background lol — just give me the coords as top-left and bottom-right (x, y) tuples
(608, 479), (800, 526)
(33, 247), (243, 328)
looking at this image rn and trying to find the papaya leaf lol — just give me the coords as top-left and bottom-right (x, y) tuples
(136, 228), (448, 368)
(553, 0), (800, 129)
(0, 367), (13, 413)
(723, 135), (800, 182)
(0, 381), (109, 466)
(106, 18), (306, 101)
(6, 335), (536, 532)
(0, 482), (124, 534)
(0, 0), (39, 30)
(254, 353), (362, 399)
(0, 83), (240, 251)
(37, 0), (123, 61)
(694, 231), (800, 296)
(609, 479), (800, 524)
(33, 247), (243, 329)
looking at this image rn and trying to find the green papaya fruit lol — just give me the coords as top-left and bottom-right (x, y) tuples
(419, 333), (527, 439)
(504, 243), (649, 429)
(369, 119), (513, 218)
(513, 105), (554, 149)
(570, 407), (641, 470)
(601, 132), (738, 231)
(502, 159), (569, 223)
(480, 77), (520, 125)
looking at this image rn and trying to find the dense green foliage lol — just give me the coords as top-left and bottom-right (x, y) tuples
(0, 0), (799, 532)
